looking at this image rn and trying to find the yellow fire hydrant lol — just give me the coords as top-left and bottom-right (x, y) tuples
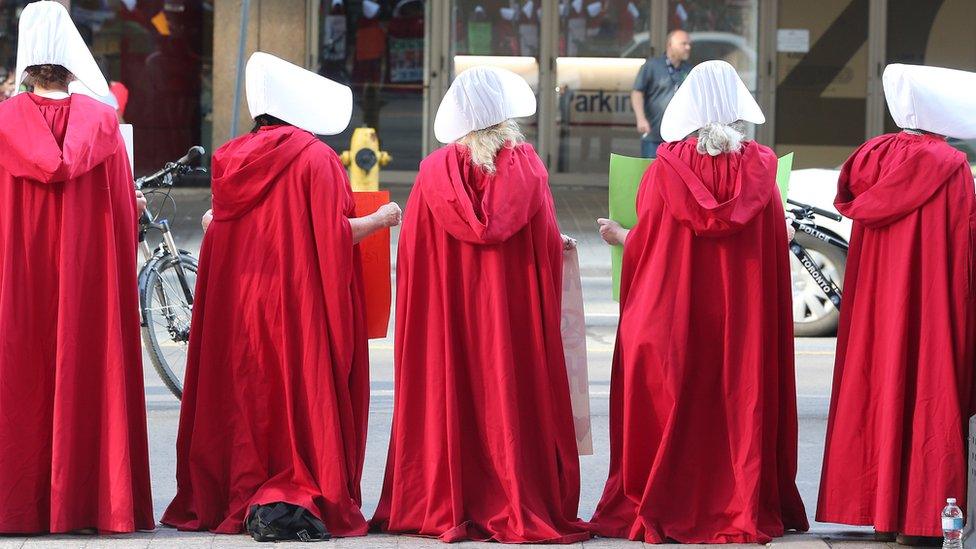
(340, 127), (392, 192)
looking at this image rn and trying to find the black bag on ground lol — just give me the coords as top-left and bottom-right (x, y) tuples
(245, 502), (331, 542)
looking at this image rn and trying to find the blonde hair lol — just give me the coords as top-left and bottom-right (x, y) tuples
(457, 120), (525, 174)
(696, 122), (746, 156)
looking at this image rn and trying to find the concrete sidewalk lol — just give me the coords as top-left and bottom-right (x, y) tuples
(0, 530), (898, 548)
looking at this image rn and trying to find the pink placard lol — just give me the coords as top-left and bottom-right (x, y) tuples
(561, 248), (593, 455)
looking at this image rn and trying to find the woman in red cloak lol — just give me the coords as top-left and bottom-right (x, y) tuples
(0, 1), (153, 534)
(592, 61), (808, 543)
(161, 52), (400, 540)
(370, 66), (590, 544)
(817, 64), (976, 542)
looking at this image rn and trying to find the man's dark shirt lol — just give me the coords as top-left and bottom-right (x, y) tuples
(633, 55), (691, 142)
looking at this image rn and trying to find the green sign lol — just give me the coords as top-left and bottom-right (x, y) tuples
(607, 152), (795, 301)
(608, 153), (653, 301)
(777, 152), (794, 206)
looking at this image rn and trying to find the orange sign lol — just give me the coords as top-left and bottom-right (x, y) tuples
(353, 191), (392, 339)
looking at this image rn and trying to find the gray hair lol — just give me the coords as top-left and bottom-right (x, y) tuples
(457, 120), (525, 174)
(696, 122), (746, 156)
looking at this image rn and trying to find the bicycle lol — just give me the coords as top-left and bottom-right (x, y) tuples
(786, 199), (849, 333)
(136, 146), (206, 400)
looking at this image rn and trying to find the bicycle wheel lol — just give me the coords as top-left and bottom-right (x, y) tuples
(140, 252), (198, 400)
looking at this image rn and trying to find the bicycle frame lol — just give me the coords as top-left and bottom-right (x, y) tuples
(134, 145), (206, 400)
(788, 216), (845, 310)
(139, 210), (194, 307)
(136, 148), (204, 307)
(793, 220), (849, 253)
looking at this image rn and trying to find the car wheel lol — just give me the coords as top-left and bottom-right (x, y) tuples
(790, 230), (847, 337)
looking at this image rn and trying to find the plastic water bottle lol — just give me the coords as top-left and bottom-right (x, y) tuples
(942, 497), (964, 549)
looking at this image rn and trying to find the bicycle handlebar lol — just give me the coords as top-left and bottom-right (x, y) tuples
(786, 199), (843, 222)
(136, 145), (206, 189)
(176, 146), (205, 166)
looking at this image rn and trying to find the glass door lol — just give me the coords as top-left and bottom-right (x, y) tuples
(318, 0), (428, 173)
(448, 0), (542, 145)
(666, 0), (760, 136)
(552, 0), (652, 175)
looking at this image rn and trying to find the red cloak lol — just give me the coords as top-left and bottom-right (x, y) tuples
(161, 125), (370, 536)
(0, 93), (153, 533)
(590, 138), (809, 543)
(370, 143), (590, 544)
(817, 132), (976, 537)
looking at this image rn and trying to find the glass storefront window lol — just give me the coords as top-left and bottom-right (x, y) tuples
(0, 0), (214, 177)
(318, 0), (426, 172)
(449, 0), (541, 146)
(554, 0), (650, 174)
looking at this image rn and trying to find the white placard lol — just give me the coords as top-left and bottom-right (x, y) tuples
(120, 124), (134, 174)
(777, 29), (810, 53)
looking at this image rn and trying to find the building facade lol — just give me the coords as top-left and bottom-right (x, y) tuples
(2, 0), (975, 180)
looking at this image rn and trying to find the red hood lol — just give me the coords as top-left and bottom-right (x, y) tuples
(655, 138), (778, 236)
(211, 125), (319, 220)
(0, 93), (119, 183)
(418, 143), (547, 244)
(835, 132), (966, 228)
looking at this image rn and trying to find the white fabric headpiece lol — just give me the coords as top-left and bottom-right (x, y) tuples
(245, 52), (352, 136)
(15, 1), (110, 96)
(883, 63), (976, 139)
(434, 66), (536, 143)
(660, 60), (764, 143)
(68, 80), (119, 110)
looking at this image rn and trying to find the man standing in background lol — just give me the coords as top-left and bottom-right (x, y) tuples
(632, 29), (692, 157)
